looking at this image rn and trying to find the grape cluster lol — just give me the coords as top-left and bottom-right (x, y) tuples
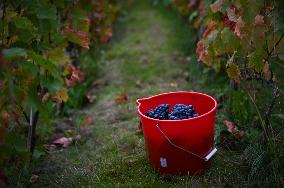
(168, 104), (199, 120)
(145, 103), (199, 120)
(146, 104), (170, 120)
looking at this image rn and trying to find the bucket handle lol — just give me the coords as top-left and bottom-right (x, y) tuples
(155, 124), (217, 161)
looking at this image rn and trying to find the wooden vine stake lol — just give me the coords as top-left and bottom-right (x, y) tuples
(27, 108), (39, 163)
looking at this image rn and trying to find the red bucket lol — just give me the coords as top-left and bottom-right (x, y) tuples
(136, 91), (218, 175)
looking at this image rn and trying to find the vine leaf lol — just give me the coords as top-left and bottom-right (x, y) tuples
(62, 25), (90, 49)
(223, 120), (244, 139)
(262, 61), (271, 81)
(28, 51), (58, 75)
(196, 21), (217, 66)
(53, 88), (69, 103)
(255, 14), (264, 25)
(234, 16), (245, 38)
(45, 47), (70, 65)
(226, 55), (240, 84)
(221, 28), (240, 53)
(11, 16), (38, 44)
(36, 4), (56, 20)
(3, 48), (27, 61)
(64, 65), (84, 87)
(223, 13), (235, 31)
(248, 48), (266, 72)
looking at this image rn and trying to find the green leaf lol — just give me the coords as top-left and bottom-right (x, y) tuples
(10, 16), (38, 44)
(221, 28), (240, 53)
(240, 0), (264, 22)
(248, 48), (266, 72)
(46, 47), (70, 65)
(23, 82), (42, 110)
(71, 8), (90, 32)
(40, 77), (63, 94)
(37, 4), (57, 20)
(20, 61), (39, 78)
(28, 51), (58, 75)
(273, 1), (284, 34)
(35, 3), (57, 34)
(50, 32), (67, 46)
(3, 48), (27, 61)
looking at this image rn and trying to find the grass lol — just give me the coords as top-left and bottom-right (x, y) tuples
(7, 0), (283, 187)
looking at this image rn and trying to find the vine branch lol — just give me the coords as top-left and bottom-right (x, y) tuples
(266, 32), (284, 61)
(264, 84), (279, 138)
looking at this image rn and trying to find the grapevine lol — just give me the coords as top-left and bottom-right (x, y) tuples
(0, 0), (117, 165)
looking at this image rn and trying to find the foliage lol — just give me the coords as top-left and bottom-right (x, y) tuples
(0, 0), (117, 168)
(165, 0), (284, 185)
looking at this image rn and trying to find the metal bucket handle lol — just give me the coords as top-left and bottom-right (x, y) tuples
(155, 123), (217, 161)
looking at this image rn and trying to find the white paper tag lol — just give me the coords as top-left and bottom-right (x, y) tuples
(160, 157), (167, 168)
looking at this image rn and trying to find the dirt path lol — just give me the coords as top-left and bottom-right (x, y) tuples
(33, 1), (244, 187)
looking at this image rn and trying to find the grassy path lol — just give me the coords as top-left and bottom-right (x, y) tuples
(32, 1), (245, 187)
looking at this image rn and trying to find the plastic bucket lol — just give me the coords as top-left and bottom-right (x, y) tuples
(136, 91), (217, 175)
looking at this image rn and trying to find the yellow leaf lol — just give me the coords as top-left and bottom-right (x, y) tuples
(262, 61), (271, 81)
(54, 88), (68, 103)
(226, 55), (240, 84)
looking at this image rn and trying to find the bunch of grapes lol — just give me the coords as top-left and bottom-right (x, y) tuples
(146, 104), (170, 120)
(145, 104), (199, 120)
(168, 104), (198, 120)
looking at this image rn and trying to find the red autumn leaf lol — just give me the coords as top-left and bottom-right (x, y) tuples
(223, 120), (244, 139)
(65, 77), (76, 87)
(71, 69), (80, 81)
(223, 13), (236, 31)
(52, 137), (73, 147)
(234, 16), (245, 38)
(64, 65), (85, 87)
(115, 93), (129, 103)
(63, 25), (90, 49)
(196, 40), (208, 62)
(255, 14), (264, 25)
(196, 21), (216, 66)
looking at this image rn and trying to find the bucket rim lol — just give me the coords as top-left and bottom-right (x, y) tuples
(136, 91), (217, 122)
